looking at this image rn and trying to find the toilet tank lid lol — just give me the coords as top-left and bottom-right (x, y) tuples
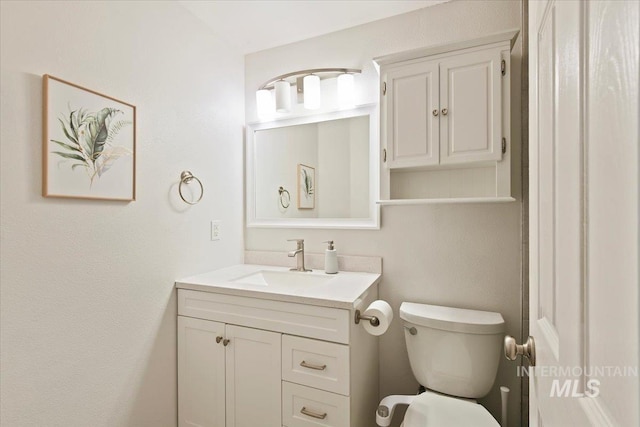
(400, 302), (505, 334)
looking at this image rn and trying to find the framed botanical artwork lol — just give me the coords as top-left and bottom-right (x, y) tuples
(42, 75), (136, 201)
(297, 163), (315, 209)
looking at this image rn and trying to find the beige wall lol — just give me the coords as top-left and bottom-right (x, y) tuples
(0, 1), (244, 426)
(245, 1), (525, 425)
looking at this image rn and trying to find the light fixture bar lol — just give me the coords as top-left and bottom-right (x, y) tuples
(258, 68), (361, 90)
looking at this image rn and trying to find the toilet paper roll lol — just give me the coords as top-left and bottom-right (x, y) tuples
(362, 300), (393, 336)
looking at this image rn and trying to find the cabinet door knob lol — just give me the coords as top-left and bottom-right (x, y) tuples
(441, 108), (448, 116)
(432, 109), (439, 117)
(223, 339), (230, 346)
(216, 336), (223, 344)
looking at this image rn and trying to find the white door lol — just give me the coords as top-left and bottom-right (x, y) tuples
(178, 316), (226, 427)
(225, 325), (281, 427)
(439, 47), (502, 164)
(529, 0), (639, 425)
(384, 59), (440, 168)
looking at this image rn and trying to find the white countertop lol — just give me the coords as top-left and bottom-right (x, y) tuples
(175, 264), (381, 309)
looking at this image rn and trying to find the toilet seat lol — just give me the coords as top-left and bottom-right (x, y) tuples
(402, 391), (499, 427)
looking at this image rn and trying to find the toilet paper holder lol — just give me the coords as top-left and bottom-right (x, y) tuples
(354, 310), (380, 327)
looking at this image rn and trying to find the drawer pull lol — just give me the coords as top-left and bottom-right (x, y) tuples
(300, 360), (327, 371)
(301, 407), (327, 420)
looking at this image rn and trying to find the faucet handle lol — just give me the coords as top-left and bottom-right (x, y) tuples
(287, 238), (304, 249)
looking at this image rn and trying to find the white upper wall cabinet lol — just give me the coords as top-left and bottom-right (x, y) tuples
(385, 59), (439, 168)
(439, 47), (502, 164)
(376, 30), (518, 204)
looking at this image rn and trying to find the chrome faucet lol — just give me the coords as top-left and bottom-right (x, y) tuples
(287, 239), (311, 272)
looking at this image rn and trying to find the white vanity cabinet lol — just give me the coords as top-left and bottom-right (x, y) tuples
(178, 317), (281, 427)
(176, 272), (380, 427)
(178, 317), (225, 427)
(377, 30), (519, 203)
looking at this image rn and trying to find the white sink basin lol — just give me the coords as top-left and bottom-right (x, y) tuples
(232, 270), (335, 287)
(176, 264), (381, 309)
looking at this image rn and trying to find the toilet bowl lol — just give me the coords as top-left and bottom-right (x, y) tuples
(376, 302), (505, 427)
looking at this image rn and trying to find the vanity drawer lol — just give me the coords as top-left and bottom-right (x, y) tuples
(282, 381), (349, 427)
(282, 335), (350, 395)
(178, 290), (350, 344)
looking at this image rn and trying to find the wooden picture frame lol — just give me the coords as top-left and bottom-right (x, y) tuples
(297, 163), (315, 209)
(42, 75), (136, 201)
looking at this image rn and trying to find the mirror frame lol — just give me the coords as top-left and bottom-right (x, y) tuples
(246, 104), (380, 229)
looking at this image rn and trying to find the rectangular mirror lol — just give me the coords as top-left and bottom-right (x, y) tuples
(246, 105), (379, 229)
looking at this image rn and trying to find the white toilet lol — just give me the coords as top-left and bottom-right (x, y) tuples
(376, 302), (506, 427)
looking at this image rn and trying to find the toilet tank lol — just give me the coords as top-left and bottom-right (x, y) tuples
(400, 302), (505, 399)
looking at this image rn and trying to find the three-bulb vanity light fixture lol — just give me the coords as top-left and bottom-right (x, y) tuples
(256, 68), (361, 117)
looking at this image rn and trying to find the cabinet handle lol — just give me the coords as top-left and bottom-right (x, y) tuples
(223, 339), (230, 346)
(441, 108), (448, 116)
(216, 336), (223, 344)
(432, 109), (439, 117)
(300, 360), (327, 371)
(300, 407), (327, 420)
(383, 148), (387, 162)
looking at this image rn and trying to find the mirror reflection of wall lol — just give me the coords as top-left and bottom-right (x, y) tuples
(254, 115), (370, 219)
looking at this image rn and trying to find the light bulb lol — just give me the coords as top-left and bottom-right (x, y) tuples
(256, 89), (273, 118)
(303, 74), (321, 110)
(337, 73), (355, 108)
(274, 80), (291, 113)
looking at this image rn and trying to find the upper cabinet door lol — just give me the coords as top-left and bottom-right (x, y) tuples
(439, 47), (503, 164)
(385, 59), (439, 168)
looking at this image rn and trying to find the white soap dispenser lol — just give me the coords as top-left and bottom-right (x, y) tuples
(323, 240), (338, 274)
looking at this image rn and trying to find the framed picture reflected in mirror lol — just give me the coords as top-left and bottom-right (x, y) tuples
(297, 163), (315, 209)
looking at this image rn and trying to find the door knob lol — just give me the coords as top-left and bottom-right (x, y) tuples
(441, 108), (448, 116)
(216, 336), (223, 344)
(432, 109), (439, 116)
(223, 339), (230, 346)
(504, 335), (536, 366)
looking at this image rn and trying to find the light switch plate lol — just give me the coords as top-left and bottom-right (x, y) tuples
(211, 220), (221, 241)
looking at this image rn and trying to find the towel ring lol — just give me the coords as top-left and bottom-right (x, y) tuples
(179, 171), (204, 205)
(278, 186), (291, 209)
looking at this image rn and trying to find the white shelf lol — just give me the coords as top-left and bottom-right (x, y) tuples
(377, 197), (516, 206)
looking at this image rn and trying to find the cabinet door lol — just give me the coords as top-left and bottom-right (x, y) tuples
(178, 316), (226, 427)
(225, 325), (281, 427)
(384, 59), (439, 168)
(439, 47), (502, 164)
